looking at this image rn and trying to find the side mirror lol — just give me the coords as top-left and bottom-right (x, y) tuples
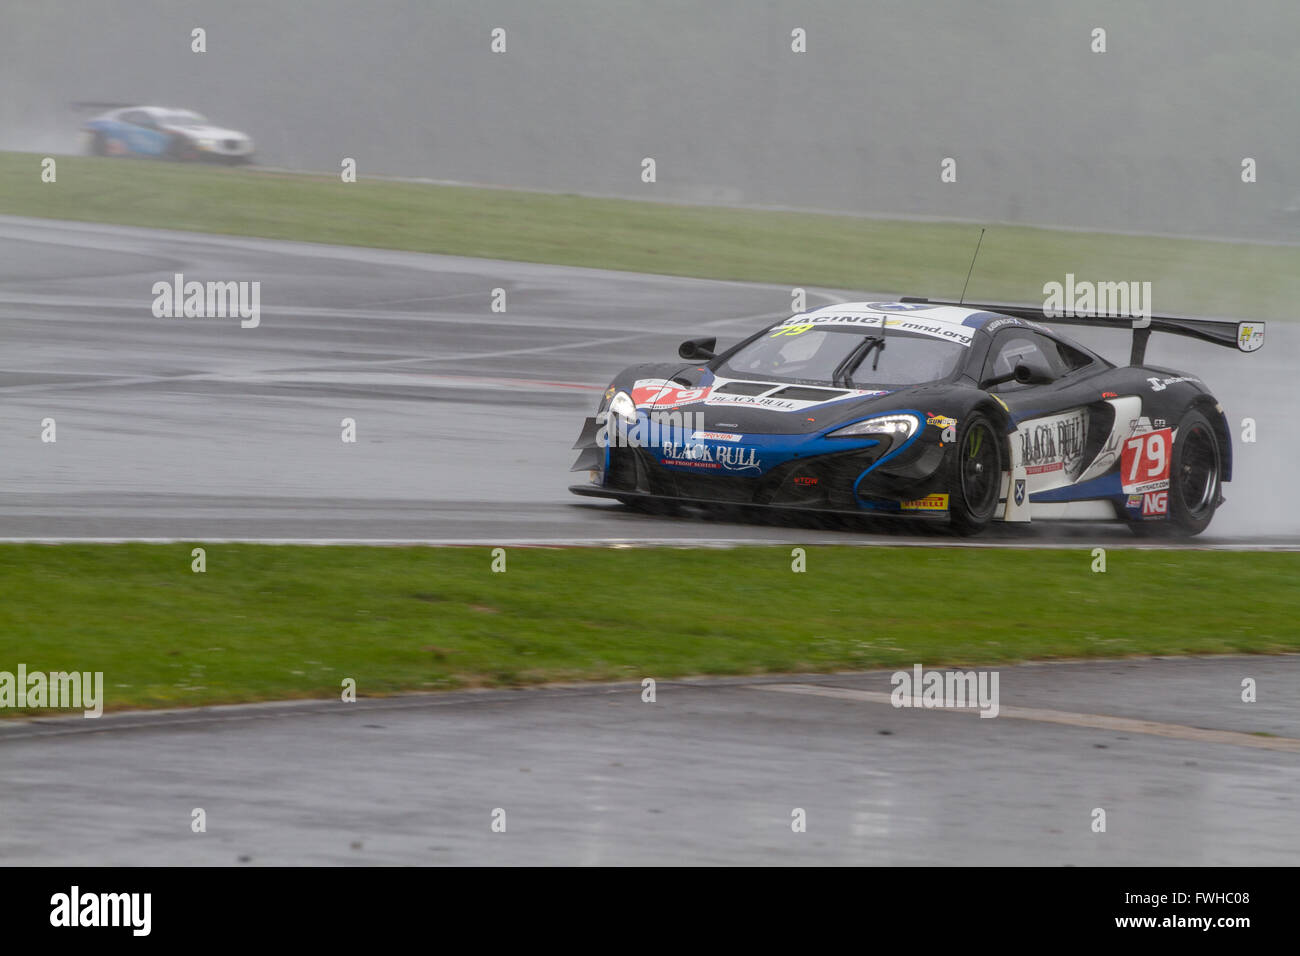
(678, 337), (717, 361)
(1013, 358), (1055, 385)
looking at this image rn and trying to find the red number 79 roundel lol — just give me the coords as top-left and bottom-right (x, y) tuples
(1121, 427), (1172, 493)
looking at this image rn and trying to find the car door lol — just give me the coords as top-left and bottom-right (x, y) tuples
(980, 328), (1112, 494)
(120, 111), (169, 156)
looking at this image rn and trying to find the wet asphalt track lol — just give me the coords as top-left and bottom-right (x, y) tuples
(2, 657), (1298, 865)
(2, 217), (1298, 865)
(2, 215), (1298, 546)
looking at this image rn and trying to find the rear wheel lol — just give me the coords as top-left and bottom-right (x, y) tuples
(948, 412), (1002, 536)
(1131, 408), (1221, 537)
(88, 132), (108, 156)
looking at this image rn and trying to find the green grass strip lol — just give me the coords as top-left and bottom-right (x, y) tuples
(1, 543), (1295, 714)
(2, 151), (1296, 319)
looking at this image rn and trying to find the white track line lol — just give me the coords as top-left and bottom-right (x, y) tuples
(754, 684), (1300, 753)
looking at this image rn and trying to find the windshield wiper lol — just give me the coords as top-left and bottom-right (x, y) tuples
(836, 336), (885, 387)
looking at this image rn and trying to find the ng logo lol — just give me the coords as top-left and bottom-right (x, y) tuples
(1142, 491), (1168, 517)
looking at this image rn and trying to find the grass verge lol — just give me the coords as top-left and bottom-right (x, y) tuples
(1, 543), (1296, 715)
(2, 152), (1297, 319)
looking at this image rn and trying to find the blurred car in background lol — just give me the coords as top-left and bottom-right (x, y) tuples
(82, 105), (254, 164)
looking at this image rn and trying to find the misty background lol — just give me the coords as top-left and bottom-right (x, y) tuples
(2, 0), (1297, 241)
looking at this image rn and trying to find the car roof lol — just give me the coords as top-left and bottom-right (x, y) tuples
(780, 301), (1021, 347)
(113, 106), (198, 116)
(793, 300), (1085, 341)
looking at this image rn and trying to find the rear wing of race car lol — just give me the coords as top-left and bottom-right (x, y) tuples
(899, 297), (1266, 366)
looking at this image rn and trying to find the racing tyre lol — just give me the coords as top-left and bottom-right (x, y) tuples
(1131, 408), (1222, 537)
(947, 411), (1002, 536)
(88, 132), (108, 156)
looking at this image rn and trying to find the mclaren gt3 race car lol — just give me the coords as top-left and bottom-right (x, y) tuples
(82, 106), (254, 164)
(570, 300), (1265, 536)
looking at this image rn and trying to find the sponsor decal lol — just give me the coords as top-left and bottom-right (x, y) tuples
(1237, 322), (1265, 352)
(981, 314), (1049, 334)
(1102, 391), (1118, 399)
(991, 395), (1009, 412)
(781, 313), (883, 329)
(982, 316), (1022, 334)
(631, 379), (711, 409)
(926, 412), (958, 429)
(1142, 490), (1169, 517)
(780, 307), (974, 345)
(1121, 427), (1173, 494)
(1126, 493), (1143, 508)
(603, 386), (616, 402)
(793, 475), (819, 486)
(1092, 413), (1156, 477)
(901, 494), (950, 512)
(660, 442), (761, 474)
(886, 318), (973, 346)
(1146, 375), (1199, 393)
(690, 430), (741, 442)
(704, 393), (799, 411)
(1019, 407), (1089, 478)
(1013, 479), (1026, 506)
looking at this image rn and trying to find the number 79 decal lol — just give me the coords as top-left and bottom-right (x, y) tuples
(1121, 427), (1172, 493)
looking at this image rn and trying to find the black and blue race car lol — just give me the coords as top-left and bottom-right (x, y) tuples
(570, 300), (1266, 536)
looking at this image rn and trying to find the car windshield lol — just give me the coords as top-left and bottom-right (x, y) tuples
(717, 326), (966, 387)
(155, 110), (206, 125)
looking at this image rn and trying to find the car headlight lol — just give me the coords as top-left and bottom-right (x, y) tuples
(827, 413), (920, 439)
(608, 390), (638, 425)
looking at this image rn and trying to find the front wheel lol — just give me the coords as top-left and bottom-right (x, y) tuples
(166, 136), (199, 161)
(947, 412), (1003, 536)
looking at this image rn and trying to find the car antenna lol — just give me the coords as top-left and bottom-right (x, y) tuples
(958, 227), (986, 306)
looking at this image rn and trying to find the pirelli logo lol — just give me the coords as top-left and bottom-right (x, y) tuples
(901, 494), (949, 512)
